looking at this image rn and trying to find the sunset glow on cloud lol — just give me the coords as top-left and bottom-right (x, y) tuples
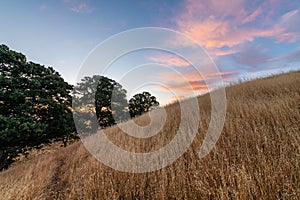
(148, 54), (191, 67)
(175, 0), (299, 53)
(1, 0), (299, 104)
(143, 0), (300, 102)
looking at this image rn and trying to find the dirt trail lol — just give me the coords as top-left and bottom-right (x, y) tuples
(41, 155), (66, 200)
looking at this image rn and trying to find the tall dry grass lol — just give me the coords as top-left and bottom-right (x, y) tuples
(0, 71), (299, 199)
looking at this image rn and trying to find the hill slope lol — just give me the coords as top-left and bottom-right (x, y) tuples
(0, 71), (299, 199)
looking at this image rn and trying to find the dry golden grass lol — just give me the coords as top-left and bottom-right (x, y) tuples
(0, 71), (299, 199)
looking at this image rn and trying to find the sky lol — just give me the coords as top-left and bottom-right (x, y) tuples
(1, 0), (300, 105)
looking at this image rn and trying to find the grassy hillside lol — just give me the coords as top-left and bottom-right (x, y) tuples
(0, 71), (299, 199)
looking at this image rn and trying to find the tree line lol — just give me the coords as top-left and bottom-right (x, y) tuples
(0, 45), (159, 170)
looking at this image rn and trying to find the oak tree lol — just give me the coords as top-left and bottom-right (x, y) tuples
(129, 91), (159, 117)
(0, 44), (76, 170)
(73, 75), (128, 131)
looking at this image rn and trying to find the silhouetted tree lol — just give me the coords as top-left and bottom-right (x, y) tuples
(129, 91), (159, 117)
(73, 75), (128, 130)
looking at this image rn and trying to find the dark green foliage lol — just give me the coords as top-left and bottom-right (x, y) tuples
(129, 92), (159, 117)
(73, 75), (128, 131)
(0, 44), (76, 170)
(0, 44), (160, 170)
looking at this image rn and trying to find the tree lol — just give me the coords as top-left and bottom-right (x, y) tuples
(73, 75), (128, 131)
(0, 44), (76, 170)
(129, 91), (159, 117)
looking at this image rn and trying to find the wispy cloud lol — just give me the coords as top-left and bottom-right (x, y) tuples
(147, 0), (300, 103)
(147, 54), (191, 67)
(174, 0), (300, 55)
(280, 9), (299, 23)
(154, 69), (237, 97)
(233, 44), (271, 67)
(242, 6), (263, 24)
(271, 47), (300, 63)
(63, 0), (94, 14)
(70, 2), (94, 13)
(273, 9), (300, 43)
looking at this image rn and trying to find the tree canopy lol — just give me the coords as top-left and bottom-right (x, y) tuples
(73, 75), (128, 131)
(0, 44), (76, 170)
(0, 44), (160, 170)
(129, 91), (159, 117)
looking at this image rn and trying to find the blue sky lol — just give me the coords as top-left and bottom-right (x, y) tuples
(1, 0), (300, 104)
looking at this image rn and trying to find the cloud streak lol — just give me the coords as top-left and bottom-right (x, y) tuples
(63, 0), (94, 13)
(233, 44), (271, 67)
(147, 54), (191, 67)
(154, 69), (238, 98)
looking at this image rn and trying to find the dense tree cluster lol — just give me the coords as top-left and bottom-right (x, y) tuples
(129, 92), (159, 118)
(73, 76), (159, 132)
(73, 75), (128, 132)
(0, 44), (159, 170)
(0, 45), (76, 170)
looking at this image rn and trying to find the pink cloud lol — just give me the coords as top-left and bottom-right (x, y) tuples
(177, 19), (284, 49)
(182, 0), (246, 20)
(242, 6), (263, 24)
(154, 0), (300, 100)
(170, 95), (186, 101)
(152, 70), (207, 95)
(210, 48), (240, 56)
(233, 44), (271, 67)
(273, 9), (300, 43)
(275, 32), (299, 43)
(280, 9), (299, 23)
(148, 54), (191, 67)
(174, 0), (300, 53)
(154, 69), (237, 96)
